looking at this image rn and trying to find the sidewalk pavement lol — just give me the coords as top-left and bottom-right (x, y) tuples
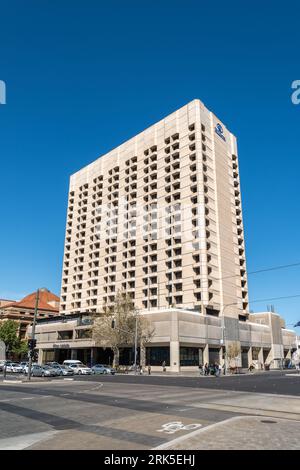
(136, 369), (290, 378)
(154, 415), (300, 450)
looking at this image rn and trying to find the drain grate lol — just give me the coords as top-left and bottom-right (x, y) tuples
(260, 420), (277, 424)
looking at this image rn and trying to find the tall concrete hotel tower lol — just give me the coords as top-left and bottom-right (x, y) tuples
(57, 98), (256, 369)
(61, 99), (248, 320)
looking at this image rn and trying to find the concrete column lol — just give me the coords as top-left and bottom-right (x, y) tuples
(38, 349), (43, 365)
(248, 347), (252, 367)
(170, 311), (180, 372)
(170, 341), (180, 372)
(258, 347), (264, 369)
(219, 347), (223, 366)
(203, 344), (209, 365)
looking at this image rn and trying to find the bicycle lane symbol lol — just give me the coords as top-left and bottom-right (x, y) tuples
(157, 421), (202, 434)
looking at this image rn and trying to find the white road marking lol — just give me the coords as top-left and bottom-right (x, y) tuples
(0, 431), (59, 450)
(2, 380), (23, 384)
(0, 395), (54, 404)
(157, 421), (202, 434)
(153, 416), (245, 450)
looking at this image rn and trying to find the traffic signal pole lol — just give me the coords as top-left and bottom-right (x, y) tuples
(133, 313), (138, 376)
(27, 289), (39, 381)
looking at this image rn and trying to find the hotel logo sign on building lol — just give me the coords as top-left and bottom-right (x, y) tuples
(0, 80), (6, 105)
(215, 123), (226, 141)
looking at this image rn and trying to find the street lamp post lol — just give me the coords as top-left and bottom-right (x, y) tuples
(133, 312), (138, 376)
(27, 289), (39, 381)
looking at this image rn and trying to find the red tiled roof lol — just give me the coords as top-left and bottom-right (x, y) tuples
(3, 289), (60, 313)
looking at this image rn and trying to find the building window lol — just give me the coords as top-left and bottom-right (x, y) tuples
(252, 347), (260, 360)
(146, 346), (170, 366)
(58, 330), (73, 340)
(180, 347), (202, 366)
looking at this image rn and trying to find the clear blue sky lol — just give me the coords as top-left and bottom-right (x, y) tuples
(0, 1), (299, 326)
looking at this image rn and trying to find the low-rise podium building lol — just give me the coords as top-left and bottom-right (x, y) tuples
(31, 308), (296, 371)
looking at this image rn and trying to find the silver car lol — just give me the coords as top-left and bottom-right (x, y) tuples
(54, 365), (75, 376)
(91, 364), (116, 375)
(30, 365), (44, 377)
(41, 365), (59, 377)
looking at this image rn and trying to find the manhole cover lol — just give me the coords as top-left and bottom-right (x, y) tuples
(260, 420), (277, 424)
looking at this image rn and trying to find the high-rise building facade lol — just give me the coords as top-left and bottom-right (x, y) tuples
(60, 99), (248, 320)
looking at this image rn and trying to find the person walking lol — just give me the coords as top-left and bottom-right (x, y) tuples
(204, 363), (209, 376)
(162, 360), (166, 372)
(148, 365), (151, 375)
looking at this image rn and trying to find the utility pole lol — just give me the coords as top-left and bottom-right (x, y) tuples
(27, 288), (39, 381)
(134, 311), (138, 375)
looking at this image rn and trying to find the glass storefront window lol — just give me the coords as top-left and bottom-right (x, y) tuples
(146, 347), (170, 366)
(180, 347), (202, 366)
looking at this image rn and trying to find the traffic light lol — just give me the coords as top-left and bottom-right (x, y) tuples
(28, 338), (37, 350)
(28, 348), (38, 359)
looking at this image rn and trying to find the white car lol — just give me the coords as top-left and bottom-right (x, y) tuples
(64, 362), (92, 375)
(6, 362), (23, 373)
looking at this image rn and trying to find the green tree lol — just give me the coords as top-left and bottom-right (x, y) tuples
(0, 320), (19, 352)
(13, 340), (29, 359)
(0, 320), (28, 359)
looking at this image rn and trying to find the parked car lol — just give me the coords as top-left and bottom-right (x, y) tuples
(91, 364), (116, 375)
(41, 365), (59, 377)
(6, 362), (23, 373)
(0, 360), (7, 372)
(0, 360), (12, 372)
(45, 362), (61, 368)
(45, 362), (63, 373)
(23, 363), (38, 374)
(30, 364), (44, 377)
(63, 360), (92, 375)
(20, 362), (29, 370)
(50, 364), (74, 376)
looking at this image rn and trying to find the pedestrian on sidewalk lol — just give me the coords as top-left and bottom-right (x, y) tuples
(162, 360), (166, 372)
(204, 363), (209, 376)
(148, 365), (151, 375)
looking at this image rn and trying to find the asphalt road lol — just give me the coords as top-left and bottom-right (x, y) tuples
(0, 371), (299, 450)
(75, 370), (300, 396)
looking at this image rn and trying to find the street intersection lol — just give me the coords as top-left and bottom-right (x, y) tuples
(0, 371), (299, 450)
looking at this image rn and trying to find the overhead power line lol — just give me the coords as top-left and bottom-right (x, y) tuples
(218, 261), (300, 282)
(249, 293), (300, 304)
